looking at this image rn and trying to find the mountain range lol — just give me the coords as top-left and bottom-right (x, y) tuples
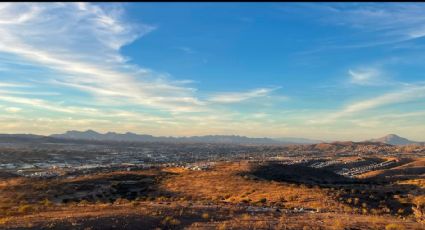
(49, 130), (322, 145)
(0, 131), (421, 146)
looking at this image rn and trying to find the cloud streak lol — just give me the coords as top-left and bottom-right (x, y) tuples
(208, 87), (281, 104)
(313, 84), (425, 124)
(348, 68), (383, 86)
(290, 3), (425, 55)
(321, 3), (425, 42)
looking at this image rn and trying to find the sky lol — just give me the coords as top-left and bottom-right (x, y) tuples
(0, 2), (425, 141)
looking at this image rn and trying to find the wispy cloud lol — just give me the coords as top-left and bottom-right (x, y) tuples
(174, 46), (196, 54)
(290, 3), (425, 54)
(0, 82), (29, 88)
(0, 94), (96, 114)
(208, 87), (281, 104)
(0, 3), (206, 113)
(0, 91), (177, 127)
(312, 84), (425, 124)
(4, 107), (22, 113)
(348, 67), (386, 86)
(323, 3), (425, 42)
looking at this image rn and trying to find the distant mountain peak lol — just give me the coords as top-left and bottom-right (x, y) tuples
(66, 129), (98, 134)
(369, 134), (420, 145)
(85, 129), (99, 134)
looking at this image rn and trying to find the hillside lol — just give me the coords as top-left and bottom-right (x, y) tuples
(1, 161), (424, 229)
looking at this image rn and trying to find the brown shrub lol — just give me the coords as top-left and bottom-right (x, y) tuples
(18, 204), (34, 214)
(385, 223), (405, 230)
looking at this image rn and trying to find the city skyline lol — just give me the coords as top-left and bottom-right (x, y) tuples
(0, 2), (425, 141)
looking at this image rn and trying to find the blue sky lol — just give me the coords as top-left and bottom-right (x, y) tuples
(0, 2), (425, 141)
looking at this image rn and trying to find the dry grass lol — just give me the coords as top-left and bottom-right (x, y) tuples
(186, 212), (421, 230)
(162, 162), (347, 212)
(1, 160), (425, 229)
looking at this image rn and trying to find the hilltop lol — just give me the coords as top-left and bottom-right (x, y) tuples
(369, 134), (423, 146)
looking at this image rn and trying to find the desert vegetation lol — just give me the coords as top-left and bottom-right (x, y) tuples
(1, 157), (424, 229)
